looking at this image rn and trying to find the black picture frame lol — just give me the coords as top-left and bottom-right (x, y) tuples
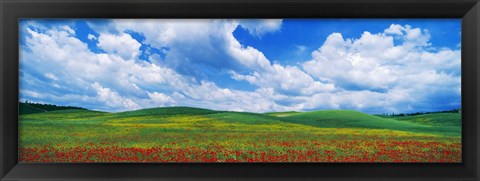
(1, 0), (479, 180)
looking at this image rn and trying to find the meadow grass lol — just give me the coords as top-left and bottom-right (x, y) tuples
(19, 107), (461, 162)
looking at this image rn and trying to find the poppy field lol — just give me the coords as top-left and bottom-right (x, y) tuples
(19, 106), (461, 163)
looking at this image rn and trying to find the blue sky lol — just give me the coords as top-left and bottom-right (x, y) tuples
(19, 19), (461, 113)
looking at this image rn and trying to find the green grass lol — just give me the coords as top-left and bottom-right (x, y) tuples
(20, 107), (461, 136)
(277, 110), (460, 136)
(20, 109), (448, 148)
(20, 109), (109, 123)
(112, 107), (220, 117)
(19, 103), (48, 115)
(263, 111), (302, 117)
(19, 106), (462, 162)
(206, 112), (288, 125)
(384, 113), (461, 127)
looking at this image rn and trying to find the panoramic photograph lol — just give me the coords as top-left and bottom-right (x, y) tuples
(19, 19), (461, 162)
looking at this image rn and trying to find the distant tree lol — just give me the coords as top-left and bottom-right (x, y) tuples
(21, 101), (86, 111)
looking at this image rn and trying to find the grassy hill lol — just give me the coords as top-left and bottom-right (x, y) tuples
(263, 111), (302, 117)
(273, 110), (460, 136)
(19, 102), (48, 114)
(206, 112), (290, 125)
(384, 113), (461, 127)
(20, 106), (461, 136)
(113, 106), (220, 117)
(19, 106), (462, 162)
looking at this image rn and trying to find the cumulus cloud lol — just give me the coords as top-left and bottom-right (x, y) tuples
(238, 19), (283, 37)
(104, 19), (331, 97)
(87, 34), (97, 40)
(147, 92), (174, 106)
(20, 21), (294, 112)
(107, 19), (274, 75)
(21, 24), (182, 111)
(92, 82), (141, 110)
(97, 33), (142, 60)
(302, 24), (460, 113)
(231, 64), (336, 95)
(384, 24), (431, 47)
(172, 81), (301, 112)
(59, 25), (75, 35)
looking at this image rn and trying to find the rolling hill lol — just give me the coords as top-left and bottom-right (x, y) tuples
(113, 106), (221, 117)
(386, 113), (461, 127)
(274, 110), (460, 135)
(263, 111), (302, 117)
(19, 105), (461, 136)
(19, 105), (462, 162)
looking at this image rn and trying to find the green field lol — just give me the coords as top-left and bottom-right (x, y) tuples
(19, 105), (461, 162)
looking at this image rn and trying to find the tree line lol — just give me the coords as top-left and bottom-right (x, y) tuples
(21, 100), (86, 112)
(383, 108), (461, 117)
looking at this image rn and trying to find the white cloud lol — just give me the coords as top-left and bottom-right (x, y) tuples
(384, 24), (431, 47)
(108, 19), (333, 97)
(20, 22), (293, 112)
(294, 45), (307, 55)
(60, 26), (75, 35)
(172, 81), (301, 112)
(44, 73), (59, 81)
(21, 90), (43, 98)
(87, 34), (97, 40)
(231, 64), (336, 95)
(148, 54), (162, 65)
(384, 24), (404, 35)
(21, 24), (184, 111)
(92, 82), (141, 110)
(111, 19), (332, 97)
(109, 19), (275, 73)
(97, 33), (141, 60)
(147, 92), (174, 106)
(238, 19), (283, 37)
(301, 24), (460, 112)
(303, 25), (459, 91)
(20, 21), (460, 114)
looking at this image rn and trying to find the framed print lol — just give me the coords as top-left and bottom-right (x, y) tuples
(1, 0), (479, 180)
(17, 18), (462, 163)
